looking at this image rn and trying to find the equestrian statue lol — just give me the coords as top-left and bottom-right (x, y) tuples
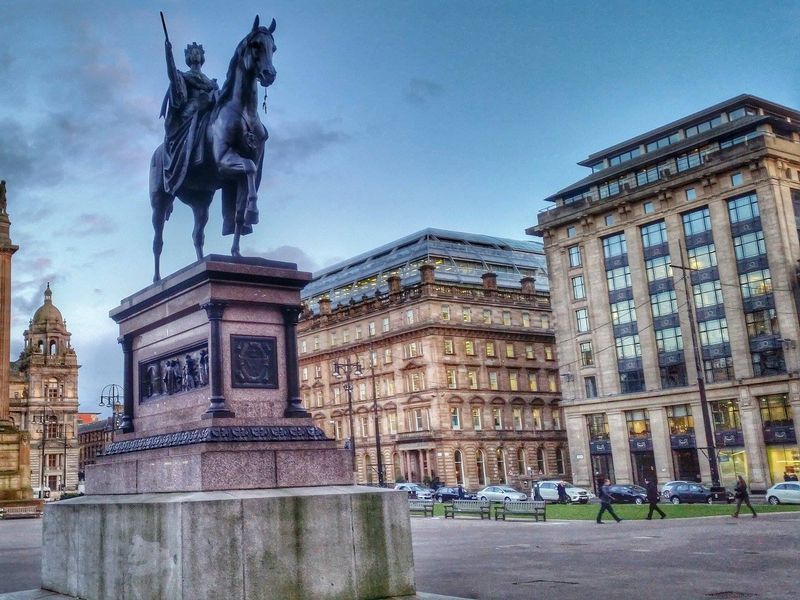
(150, 14), (277, 281)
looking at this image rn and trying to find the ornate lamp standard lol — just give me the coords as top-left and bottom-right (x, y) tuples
(99, 384), (123, 433)
(36, 410), (58, 499)
(674, 248), (722, 492)
(333, 359), (362, 478)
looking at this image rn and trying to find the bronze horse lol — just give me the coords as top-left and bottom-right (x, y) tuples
(150, 16), (276, 281)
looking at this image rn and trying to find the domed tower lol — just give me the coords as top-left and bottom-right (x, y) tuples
(18, 284), (80, 499)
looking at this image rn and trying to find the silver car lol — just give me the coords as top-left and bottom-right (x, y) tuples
(766, 481), (800, 504)
(394, 483), (433, 500)
(476, 485), (527, 504)
(537, 481), (594, 503)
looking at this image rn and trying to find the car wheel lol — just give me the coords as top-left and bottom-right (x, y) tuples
(670, 496), (681, 505)
(768, 495), (780, 505)
(579, 499), (588, 504)
(479, 496), (489, 505)
(436, 495), (443, 503)
(706, 497), (713, 504)
(504, 497), (512, 504)
(634, 497), (643, 505)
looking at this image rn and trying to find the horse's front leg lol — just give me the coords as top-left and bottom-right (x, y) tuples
(187, 192), (213, 261)
(231, 226), (241, 257)
(151, 194), (172, 283)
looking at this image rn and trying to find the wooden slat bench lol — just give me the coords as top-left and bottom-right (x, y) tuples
(408, 499), (434, 517)
(0, 505), (43, 519)
(444, 499), (491, 520)
(494, 500), (547, 522)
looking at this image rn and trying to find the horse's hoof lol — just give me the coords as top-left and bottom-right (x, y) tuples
(245, 208), (259, 225)
(231, 249), (241, 258)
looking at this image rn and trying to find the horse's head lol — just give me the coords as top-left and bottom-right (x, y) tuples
(244, 15), (277, 87)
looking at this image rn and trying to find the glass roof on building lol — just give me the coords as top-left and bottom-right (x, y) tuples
(303, 228), (548, 310)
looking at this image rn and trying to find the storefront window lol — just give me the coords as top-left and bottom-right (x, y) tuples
(759, 394), (793, 427)
(711, 399), (741, 431)
(765, 446), (800, 486)
(587, 413), (609, 440)
(626, 409), (650, 437)
(717, 448), (748, 489)
(666, 404), (694, 435)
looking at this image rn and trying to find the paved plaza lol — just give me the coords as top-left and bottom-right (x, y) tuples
(2, 512), (798, 599)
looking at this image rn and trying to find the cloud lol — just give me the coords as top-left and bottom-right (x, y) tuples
(66, 213), (117, 237)
(267, 120), (350, 173)
(252, 245), (318, 272)
(404, 78), (444, 105)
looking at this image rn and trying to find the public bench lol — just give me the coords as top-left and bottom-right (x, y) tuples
(408, 499), (434, 517)
(493, 500), (547, 522)
(443, 499), (491, 519)
(0, 505), (43, 519)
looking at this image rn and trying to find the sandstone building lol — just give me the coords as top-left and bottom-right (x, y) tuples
(298, 229), (568, 490)
(9, 285), (80, 498)
(531, 95), (800, 492)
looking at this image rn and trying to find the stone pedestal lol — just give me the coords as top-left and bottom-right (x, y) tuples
(42, 486), (416, 600)
(86, 255), (352, 493)
(0, 424), (37, 505)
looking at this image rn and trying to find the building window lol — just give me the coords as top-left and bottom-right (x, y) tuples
(575, 308), (590, 333)
(611, 299), (637, 325)
(536, 447), (546, 474)
(687, 244), (717, 270)
(733, 231), (766, 260)
(467, 370), (478, 389)
(739, 269), (772, 299)
(580, 341), (594, 366)
(329, 333), (337, 347)
(454, 450), (465, 486)
(544, 346), (554, 361)
(450, 407), (461, 430)
(759, 394), (792, 427)
(584, 376), (598, 398)
(602, 233), (627, 259)
(405, 310), (415, 325)
(492, 408), (503, 430)
(384, 348), (393, 364)
(752, 349), (786, 377)
(357, 383), (367, 401)
(525, 345), (535, 359)
(666, 404), (694, 435)
(313, 337), (320, 350)
(728, 193), (759, 223)
(404, 342), (421, 358)
(462, 307), (472, 323)
(387, 412), (397, 434)
(517, 448), (526, 475)
(446, 368), (458, 389)
(477, 450), (487, 486)
(496, 448), (507, 484)
(698, 318), (730, 347)
(472, 407), (482, 430)
(502, 311), (512, 326)
(555, 448), (565, 474)
(509, 372), (519, 391)
(745, 309), (779, 338)
(532, 407), (542, 430)
(360, 416), (369, 438)
(586, 413), (609, 439)
(660, 364), (687, 389)
(619, 369), (645, 394)
(606, 266), (632, 291)
(412, 408), (426, 431)
(645, 255), (672, 282)
(485, 341), (496, 357)
(333, 387), (341, 404)
(301, 367), (308, 381)
(315, 364), (322, 379)
(685, 188), (696, 201)
(685, 115), (722, 137)
(655, 327), (683, 354)
(604, 213), (615, 226)
(482, 309), (492, 324)
(730, 172), (744, 187)
(441, 305), (451, 321)
(382, 317), (390, 332)
(626, 409), (650, 437)
(408, 372), (425, 392)
(522, 313), (530, 327)
(354, 327), (361, 341)
(566, 225), (577, 238)
(444, 338), (455, 355)
(541, 314), (551, 329)
(513, 407), (523, 431)
(489, 372), (499, 390)
(646, 132), (681, 152)
(528, 373), (538, 392)
(548, 374), (558, 392)
(682, 207), (712, 236)
(711, 399), (741, 432)
(704, 356), (735, 382)
(693, 280), (724, 308)
(641, 221), (668, 248)
(384, 377), (395, 396)
(643, 201), (655, 214)
(568, 245), (582, 267)
(505, 343), (515, 359)
(464, 340), (475, 356)
(571, 275), (586, 300)
(300, 340), (307, 354)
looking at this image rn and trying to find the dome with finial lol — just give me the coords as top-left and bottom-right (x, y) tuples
(30, 283), (65, 333)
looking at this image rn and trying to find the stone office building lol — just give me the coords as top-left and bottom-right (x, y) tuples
(298, 229), (568, 489)
(531, 95), (800, 492)
(9, 285), (80, 498)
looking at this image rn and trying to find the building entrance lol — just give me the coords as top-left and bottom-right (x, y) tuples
(591, 454), (615, 493)
(718, 448), (748, 488)
(673, 448), (701, 481)
(631, 451), (655, 486)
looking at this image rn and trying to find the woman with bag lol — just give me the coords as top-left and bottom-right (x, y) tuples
(732, 475), (757, 518)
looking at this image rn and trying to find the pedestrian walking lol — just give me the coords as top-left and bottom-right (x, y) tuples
(596, 478), (622, 524)
(645, 477), (665, 520)
(732, 475), (757, 518)
(557, 481), (569, 504)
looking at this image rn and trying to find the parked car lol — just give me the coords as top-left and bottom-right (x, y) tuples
(394, 483), (433, 500)
(433, 486), (477, 503)
(606, 484), (647, 504)
(660, 480), (692, 501)
(766, 481), (800, 504)
(536, 480), (593, 504)
(667, 483), (715, 504)
(32, 486), (51, 500)
(476, 485), (527, 504)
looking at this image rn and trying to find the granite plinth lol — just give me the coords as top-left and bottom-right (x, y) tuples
(41, 486), (416, 600)
(86, 440), (353, 494)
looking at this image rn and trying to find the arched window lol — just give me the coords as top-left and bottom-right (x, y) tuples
(393, 452), (402, 482)
(37, 341), (44, 354)
(454, 450), (464, 486)
(517, 448), (526, 477)
(365, 454), (373, 484)
(496, 447), (507, 484)
(476, 450), (487, 486)
(536, 447), (547, 474)
(556, 448), (565, 474)
(49, 339), (57, 355)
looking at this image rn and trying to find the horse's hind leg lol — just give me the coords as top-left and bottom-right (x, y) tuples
(151, 191), (173, 283)
(188, 192), (213, 261)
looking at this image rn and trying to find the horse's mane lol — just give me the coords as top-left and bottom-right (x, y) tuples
(212, 27), (272, 121)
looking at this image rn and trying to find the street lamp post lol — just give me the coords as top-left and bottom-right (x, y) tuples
(333, 359), (362, 479)
(37, 409), (57, 499)
(368, 351), (385, 486)
(99, 384), (123, 439)
(674, 247), (722, 491)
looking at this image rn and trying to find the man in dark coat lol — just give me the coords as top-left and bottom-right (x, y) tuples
(596, 479), (622, 524)
(645, 477), (666, 520)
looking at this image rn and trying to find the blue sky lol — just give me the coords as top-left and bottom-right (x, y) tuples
(1, 0), (798, 413)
